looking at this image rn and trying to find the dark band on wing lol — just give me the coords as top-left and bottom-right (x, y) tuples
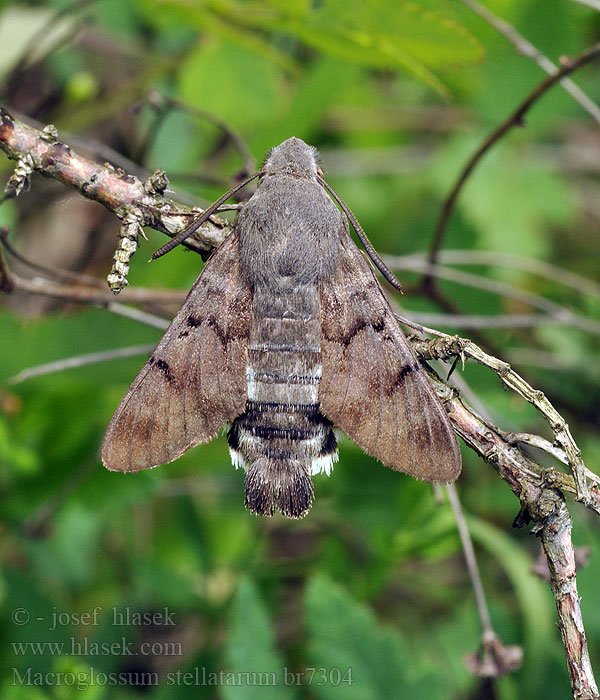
(385, 362), (421, 396)
(184, 314), (243, 348)
(148, 356), (173, 383)
(323, 317), (392, 347)
(186, 314), (202, 328)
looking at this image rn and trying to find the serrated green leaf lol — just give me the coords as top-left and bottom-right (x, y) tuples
(223, 577), (295, 700)
(305, 575), (441, 700)
(288, 0), (484, 94)
(164, 0), (483, 94)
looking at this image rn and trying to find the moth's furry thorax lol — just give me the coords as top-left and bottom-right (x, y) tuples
(263, 137), (320, 179)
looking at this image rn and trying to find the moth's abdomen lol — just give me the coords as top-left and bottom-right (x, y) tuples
(228, 284), (337, 518)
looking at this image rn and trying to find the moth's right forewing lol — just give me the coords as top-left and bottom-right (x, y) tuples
(319, 228), (461, 483)
(102, 231), (252, 472)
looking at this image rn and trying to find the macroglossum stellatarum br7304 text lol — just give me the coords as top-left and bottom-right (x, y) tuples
(102, 137), (461, 518)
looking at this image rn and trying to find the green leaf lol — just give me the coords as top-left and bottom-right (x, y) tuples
(304, 575), (441, 699)
(223, 577), (295, 700)
(288, 0), (484, 95)
(178, 38), (285, 131)
(25, 502), (103, 590)
(164, 0), (483, 94)
(161, 1), (299, 75)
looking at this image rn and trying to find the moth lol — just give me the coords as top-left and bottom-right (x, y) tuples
(102, 137), (461, 518)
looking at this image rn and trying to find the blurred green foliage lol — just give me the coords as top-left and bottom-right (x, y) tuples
(0, 0), (599, 698)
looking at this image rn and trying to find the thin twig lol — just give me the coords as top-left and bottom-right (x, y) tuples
(460, 0), (600, 124)
(145, 91), (256, 177)
(319, 143), (430, 176)
(427, 41), (600, 278)
(466, 343), (592, 504)
(403, 312), (590, 330)
(502, 432), (600, 485)
(0, 250), (170, 330)
(403, 249), (600, 301)
(507, 348), (600, 378)
(1, 225), (189, 309)
(8, 345), (155, 385)
(446, 483), (523, 677)
(11, 275), (184, 307)
(387, 256), (600, 336)
(406, 328), (595, 509)
(504, 431), (571, 465)
(411, 330), (595, 508)
(446, 483), (495, 636)
(0, 227), (105, 288)
(104, 303), (169, 330)
(323, 104), (471, 134)
(0, 108), (230, 260)
(2, 0), (98, 100)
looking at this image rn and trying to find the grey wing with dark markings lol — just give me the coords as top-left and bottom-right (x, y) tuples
(319, 227), (461, 482)
(102, 231), (252, 472)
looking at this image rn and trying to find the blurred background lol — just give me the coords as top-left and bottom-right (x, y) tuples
(0, 0), (599, 698)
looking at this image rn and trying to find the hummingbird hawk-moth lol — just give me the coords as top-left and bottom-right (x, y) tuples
(102, 137), (461, 518)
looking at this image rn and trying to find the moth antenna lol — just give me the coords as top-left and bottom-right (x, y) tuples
(317, 174), (403, 294)
(151, 170), (263, 260)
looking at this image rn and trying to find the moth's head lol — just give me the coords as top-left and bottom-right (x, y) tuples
(263, 137), (322, 179)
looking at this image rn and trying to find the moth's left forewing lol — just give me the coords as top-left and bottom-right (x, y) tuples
(102, 231), (252, 472)
(319, 228), (461, 482)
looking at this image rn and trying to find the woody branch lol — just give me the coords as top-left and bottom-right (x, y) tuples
(418, 346), (599, 700)
(415, 331), (598, 699)
(0, 106), (231, 289)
